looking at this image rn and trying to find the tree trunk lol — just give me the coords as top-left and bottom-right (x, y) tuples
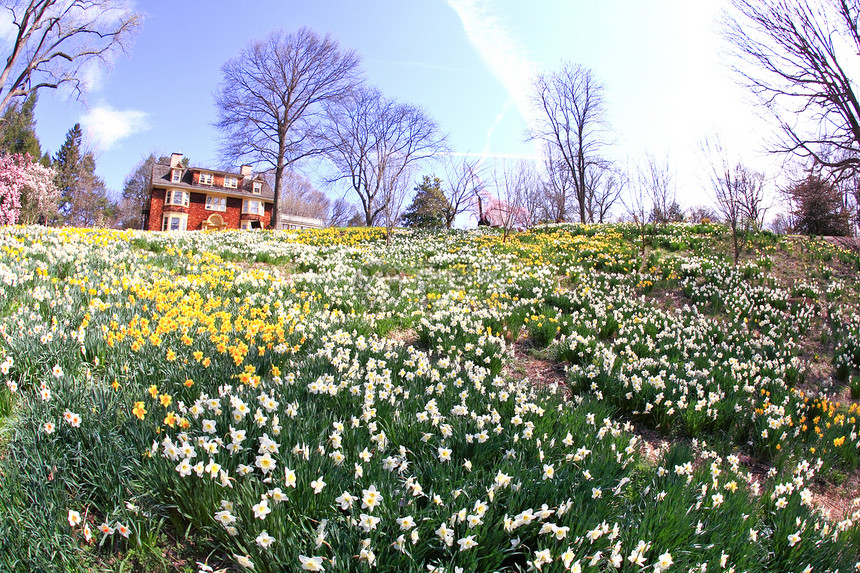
(732, 224), (739, 265)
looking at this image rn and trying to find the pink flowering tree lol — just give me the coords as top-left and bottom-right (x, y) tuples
(0, 154), (58, 225)
(482, 193), (530, 230)
(472, 160), (535, 242)
(0, 154), (28, 225)
(17, 160), (59, 225)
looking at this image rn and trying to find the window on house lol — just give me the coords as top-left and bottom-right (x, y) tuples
(240, 220), (254, 230)
(199, 172), (213, 185)
(252, 181), (262, 194)
(242, 199), (263, 215)
(162, 214), (187, 231)
(205, 195), (226, 211)
(171, 169), (182, 183)
(224, 176), (238, 189)
(165, 190), (189, 207)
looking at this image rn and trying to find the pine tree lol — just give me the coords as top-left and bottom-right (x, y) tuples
(73, 152), (115, 228)
(0, 93), (42, 157)
(787, 174), (850, 236)
(402, 176), (450, 229)
(53, 124), (83, 224)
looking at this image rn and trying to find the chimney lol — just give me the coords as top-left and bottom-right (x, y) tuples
(169, 153), (183, 168)
(240, 164), (253, 177)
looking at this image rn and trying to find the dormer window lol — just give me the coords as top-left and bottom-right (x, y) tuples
(199, 172), (213, 185)
(224, 176), (238, 189)
(252, 181), (262, 194)
(171, 169), (182, 183)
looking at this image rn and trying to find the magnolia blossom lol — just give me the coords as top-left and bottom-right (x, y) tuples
(17, 158), (58, 224)
(0, 154), (25, 224)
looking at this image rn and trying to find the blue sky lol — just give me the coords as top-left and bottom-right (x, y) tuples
(26, 0), (773, 213)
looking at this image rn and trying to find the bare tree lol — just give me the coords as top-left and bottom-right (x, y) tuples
(769, 212), (794, 234)
(516, 161), (545, 227)
(740, 171), (769, 230)
(485, 160), (531, 242)
(837, 169), (860, 232)
(379, 165), (415, 246)
(702, 138), (768, 263)
(586, 163), (624, 223)
(642, 153), (679, 225)
(725, 0), (860, 180)
(623, 164), (654, 271)
(0, 0), (141, 112)
(215, 28), (362, 229)
(440, 156), (483, 228)
(541, 144), (574, 223)
(324, 86), (446, 226)
(687, 205), (720, 224)
(532, 62), (608, 223)
(327, 196), (357, 227)
(268, 169), (330, 222)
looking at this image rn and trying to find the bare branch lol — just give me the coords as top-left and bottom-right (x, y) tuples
(323, 86), (447, 226)
(531, 62), (609, 223)
(214, 28), (362, 228)
(701, 136), (768, 263)
(725, 0), (860, 179)
(440, 156), (483, 228)
(0, 0), (141, 112)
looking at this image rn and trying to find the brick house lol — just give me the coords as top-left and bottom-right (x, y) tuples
(144, 153), (274, 231)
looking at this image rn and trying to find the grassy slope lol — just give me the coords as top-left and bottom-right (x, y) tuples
(1, 224), (859, 572)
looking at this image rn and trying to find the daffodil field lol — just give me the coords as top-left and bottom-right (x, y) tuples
(1, 223), (860, 572)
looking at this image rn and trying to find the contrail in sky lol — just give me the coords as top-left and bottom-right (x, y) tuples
(447, 0), (539, 135)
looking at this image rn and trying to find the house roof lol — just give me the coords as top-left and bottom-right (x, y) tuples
(150, 162), (275, 201)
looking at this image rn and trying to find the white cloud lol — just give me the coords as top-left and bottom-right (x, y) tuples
(79, 63), (106, 93)
(80, 104), (148, 150)
(447, 0), (538, 130)
(0, 9), (16, 47)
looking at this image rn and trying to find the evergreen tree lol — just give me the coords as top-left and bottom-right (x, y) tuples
(72, 152), (116, 228)
(402, 175), (450, 229)
(650, 200), (685, 224)
(0, 93), (41, 157)
(787, 174), (850, 236)
(53, 124), (83, 224)
(51, 124), (117, 227)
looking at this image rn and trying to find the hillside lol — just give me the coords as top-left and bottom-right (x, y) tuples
(1, 223), (859, 572)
